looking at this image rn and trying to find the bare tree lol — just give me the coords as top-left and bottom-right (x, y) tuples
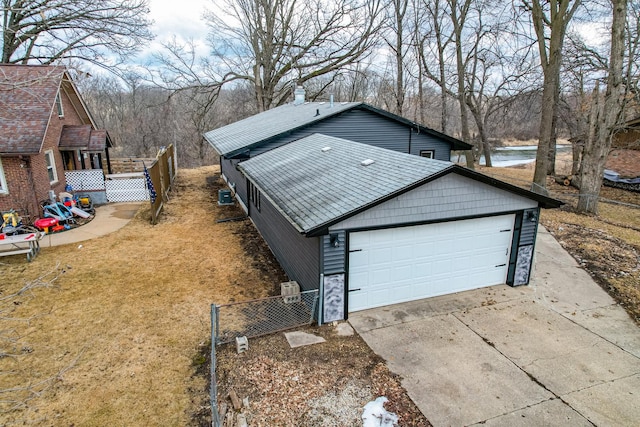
(465, 2), (535, 167)
(414, 0), (454, 133)
(1, 0), (153, 66)
(577, 0), (628, 213)
(416, 0), (494, 169)
(624, 0), (639, 107)
(204, 0), (384, 111)
(383, 0), (411, 115)
(522, 0), (582, 193)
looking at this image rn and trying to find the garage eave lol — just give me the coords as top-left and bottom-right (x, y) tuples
(450, 166), (563, 209)
(304, 165), (562, 237)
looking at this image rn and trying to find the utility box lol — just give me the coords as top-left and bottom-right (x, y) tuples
(218, 189), (233, 205)
(281, 281), (301, 303)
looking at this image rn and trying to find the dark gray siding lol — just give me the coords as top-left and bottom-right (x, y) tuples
(250, 108), (452, 161)
(519, 208), (540, 245)
(221, 158), (248, 205)
(250, 194), (320, 291)
(322, 231), (346, 274)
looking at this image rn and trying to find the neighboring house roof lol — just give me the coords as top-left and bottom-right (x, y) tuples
(204, 102), (472, 157)
(239, 134), (560, 236)
(0, 64), (95, 155)
(59, 125), (113, 151)
(606, 149), (640, 178)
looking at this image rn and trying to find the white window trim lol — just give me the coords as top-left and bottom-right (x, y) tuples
(0, 158), (7, 194)
(55, 91), (64, 117)
(419, 150), (435, 159)
(45, 150), (59, 184)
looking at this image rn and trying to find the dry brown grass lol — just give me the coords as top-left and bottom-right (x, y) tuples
(0, 166), (278, 426)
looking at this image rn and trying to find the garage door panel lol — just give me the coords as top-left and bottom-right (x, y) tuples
(395, 264), (413, 281)
(348, 215), (515, 312)
(371, 247), (392, 263)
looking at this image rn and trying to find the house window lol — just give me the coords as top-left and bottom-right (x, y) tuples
(45, 150), (58, 183)
(249, 182), (261, 212)
(0, 158), (7, 194)
(55, 91), (64, 117)
(420, 150), (435, 159)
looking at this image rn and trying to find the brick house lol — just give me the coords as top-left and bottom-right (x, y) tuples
(0, 65), (112, 219)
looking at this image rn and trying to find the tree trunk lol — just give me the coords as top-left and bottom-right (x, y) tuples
(438, 45), (448, 133)
(451, 0), (474, 169)
(394, 0), (407, 116)
(480, 130), (492, 167)
(530, 0), (580, 194)
(577, 0), (627, 214)
(571, 141), (582, 176)
(417, 60), (426, 124)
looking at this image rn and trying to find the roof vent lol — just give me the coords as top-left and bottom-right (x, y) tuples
(361, 159), (375, 166)
(314, 108), (320, 116)
(321, 147), (332, 152)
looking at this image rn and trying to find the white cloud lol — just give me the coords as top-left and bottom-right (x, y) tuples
(137, 0), (211, 62)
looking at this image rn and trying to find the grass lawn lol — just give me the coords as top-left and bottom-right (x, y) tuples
(1, 166), (278, 425)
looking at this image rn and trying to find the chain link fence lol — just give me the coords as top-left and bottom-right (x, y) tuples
(210, 305), (221, 427)
(210, 291), (319, 425)
(213, 290), (319, 345)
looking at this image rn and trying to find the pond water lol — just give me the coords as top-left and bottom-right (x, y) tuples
(471, 145), (573, 168)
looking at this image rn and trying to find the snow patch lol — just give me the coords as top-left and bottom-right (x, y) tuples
(362, 396), (399, 427)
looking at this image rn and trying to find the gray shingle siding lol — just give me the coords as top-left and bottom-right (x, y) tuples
(519, 208), (540, 246)
(250, 193), (320, 292)
(251, 108), (452, 161)
(329, 174), (538, 231)
(322, 231), (346, 274)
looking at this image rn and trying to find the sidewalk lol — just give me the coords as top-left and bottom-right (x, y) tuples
(40, 203), (140, 247)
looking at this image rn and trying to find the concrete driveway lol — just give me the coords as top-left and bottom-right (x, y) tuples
(349, 227), (640, 426)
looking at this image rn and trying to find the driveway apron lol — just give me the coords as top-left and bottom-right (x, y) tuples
(349, 227), (640, 426)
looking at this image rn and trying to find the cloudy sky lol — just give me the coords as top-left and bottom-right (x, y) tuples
(143, 0), (212, 61)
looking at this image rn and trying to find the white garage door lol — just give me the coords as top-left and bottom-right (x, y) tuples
(348, 214), (515, 312)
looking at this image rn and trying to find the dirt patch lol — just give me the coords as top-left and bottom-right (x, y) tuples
(542, 212), (640, 324)
(216, 324), (429, 426)
(109, 203), (139, 219)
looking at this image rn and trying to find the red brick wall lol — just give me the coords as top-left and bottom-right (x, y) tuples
(0, 157), (37, 217)
(0, 85), (87, 220)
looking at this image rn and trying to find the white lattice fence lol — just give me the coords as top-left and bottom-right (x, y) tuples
(64, 170), (105, 191)
(105, 177), (149, 202)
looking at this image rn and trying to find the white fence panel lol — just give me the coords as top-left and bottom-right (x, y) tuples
(65, 170), (105, 190)
(105, 177), (149, 202)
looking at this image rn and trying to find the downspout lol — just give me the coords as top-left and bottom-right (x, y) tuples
(408, 127), (412, 155)
(25, 157), (40, 218)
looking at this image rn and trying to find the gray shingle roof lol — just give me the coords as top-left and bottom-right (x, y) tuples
(239, 134), (453, 233)
(203, 102), (361, 156)
(0, 65), (66, 154)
